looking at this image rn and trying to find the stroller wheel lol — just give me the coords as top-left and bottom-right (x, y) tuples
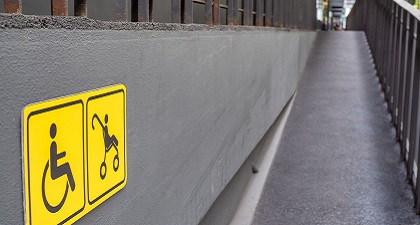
(100, 162), (107, 180)
(113, 154), (119, 172)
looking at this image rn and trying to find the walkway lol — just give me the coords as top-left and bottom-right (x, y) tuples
(252, 32), (420, 225)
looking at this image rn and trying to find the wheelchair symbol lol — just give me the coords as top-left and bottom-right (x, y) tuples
(92, 114), (119, 180)
(42, 123), (76, 213)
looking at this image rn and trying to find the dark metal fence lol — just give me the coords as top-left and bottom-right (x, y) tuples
(348, 0), (420, 213)
(2, 0), (316, 29)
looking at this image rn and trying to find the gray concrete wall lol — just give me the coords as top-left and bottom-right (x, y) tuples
(0, 15), (315, 225)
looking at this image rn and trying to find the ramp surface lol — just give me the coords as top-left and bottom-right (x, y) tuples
(252, 32), (420, 225)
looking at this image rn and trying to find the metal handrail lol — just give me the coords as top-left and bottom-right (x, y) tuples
(348, 0), (420, 213)
(2, 0), (316, 30)
(394, 0), (420, 21)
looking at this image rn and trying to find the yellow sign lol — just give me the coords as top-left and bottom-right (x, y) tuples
(22, 85), (127, 225)
(87, 90), (126, 204)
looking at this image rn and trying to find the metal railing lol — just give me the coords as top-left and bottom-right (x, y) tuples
(348, 0), (420, 213)
(2, 0), (316, 29)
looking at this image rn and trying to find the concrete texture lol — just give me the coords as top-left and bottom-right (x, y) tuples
(0, 13), (292, 31)
(253, 31), (420, 225)
(0, 15), (315, 225)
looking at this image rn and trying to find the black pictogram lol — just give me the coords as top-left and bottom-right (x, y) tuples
(42, 123), (76, 213)
(92, 114), (119, 180)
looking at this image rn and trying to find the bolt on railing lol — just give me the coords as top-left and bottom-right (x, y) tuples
(2, 0), (317, 30)
(348, 0), (420, 214)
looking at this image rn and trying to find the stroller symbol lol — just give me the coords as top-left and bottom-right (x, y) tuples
(42, 123), (76, 213)
(92, 114), (119, 180)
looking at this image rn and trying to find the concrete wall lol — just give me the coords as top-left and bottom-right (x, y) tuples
(0, 14), (315, 225)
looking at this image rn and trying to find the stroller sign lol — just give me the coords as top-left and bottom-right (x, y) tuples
(92, 113), (120, 180)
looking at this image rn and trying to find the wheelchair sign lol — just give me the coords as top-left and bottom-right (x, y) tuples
(22, 84), (126, 225)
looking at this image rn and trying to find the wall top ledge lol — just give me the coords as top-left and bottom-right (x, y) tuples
(0, 14), (306, 32)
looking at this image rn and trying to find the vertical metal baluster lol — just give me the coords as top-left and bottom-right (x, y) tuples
(132, 0), (150, 22)
(387, 2), (396, 107)
(416, 45), (420, 213)
(384, 0), (391, 92)
(51, 0), (68, 16)
(74, 0), (87, 17)
(287, 0), (291, 27)
(301, 0), (305, 29)
(271, 0), (275, 27)
(228, 0), (234, 25)
(398, 9), (408, 153)
(184, 0), (193, 23)
(4, 0), (22, 14)
(150, 0), (154, 21)
(276, 0), (281, 27)
(264, 0), (272, 27)
(205, 0), (213, 25)
(255, 0), (263, 26)
(302, 0), (307, 29)
(243, 0), (250, 25)
(250, 0), (253, 26)
(395, 8), (404, 139)
(391, 6), (400, 124)
(292, 0), (295, 28)
(143, 0), (151, 22)
(272, 0), (278, 27)
(379, 0), (386, 85)
(284, 0), (288, 27)
(284, 0), (289, 27)
(233, 0), (239, 25)
(280, 0), (284, 27)
(116, 0), (128, 21)
(213, 0), (220, 25)
(407, 18), (417, 183)
(172, 0), (181, 23)
(401, 12), (412, 162)
(410, 19), (420, 212)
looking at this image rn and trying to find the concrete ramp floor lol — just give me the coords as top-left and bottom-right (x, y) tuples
(252, 32), (420, 225)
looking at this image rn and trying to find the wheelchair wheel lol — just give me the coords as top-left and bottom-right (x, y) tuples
(42, 161), (69, 213)
(100, 162), (107, 180)
(113, 154), (119, 172)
